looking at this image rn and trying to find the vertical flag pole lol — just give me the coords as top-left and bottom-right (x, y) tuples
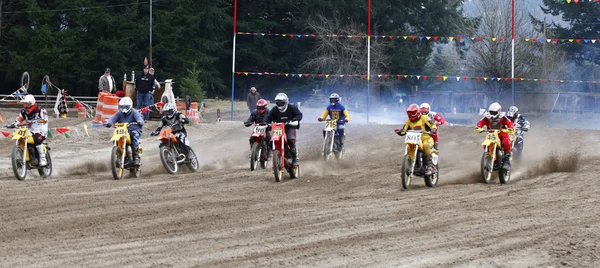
(511, 0), (515, 105)
(367, 0), (371, 123)
(231, 0), (238, 120)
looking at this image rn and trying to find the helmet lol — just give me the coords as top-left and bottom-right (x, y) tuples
(329, 93), (340, 105)
(119, 97), (133, 114)
(419, 103), (430, 115)
(21, 94), (37, 114)
(487, 102), (502, 119)
(162, 103), (177, 118)
(256, 99), (268, 115)
(507, 106), (519, 117)
(407, 104), (421, 122)
(274, 93), (289, 113)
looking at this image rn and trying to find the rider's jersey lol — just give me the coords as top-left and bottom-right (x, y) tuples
(507, 114), (530, 130)
(477, 112), (514, 130)
(427, 111), (445, 125)
(155, 112), (189, 134)
(247, 109), (270, 124)
(15, 106), (48, 136)
(401, 115), (436, 135)
(264, 104), (303, 129)
(107, 109), (144, 132)
(320, 103), (350, 123)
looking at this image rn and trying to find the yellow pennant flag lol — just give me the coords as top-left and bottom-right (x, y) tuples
(520, 78), (525, 81)
(492, 38), (497, 42)
(449, 37), (454, 41)
(403, 36), (408, 40)
(282, 34), (287, 37)
(566, 0), (571, 3)
(443, 76), (448, 81)
(404, 75), (408, 78)
(285, 73), (289, 77)
(325, 74), (330, 78)
(569, 39), (574, 42)
(484, 77), (488, 81)
(525, 38), (530, 42)
(244, 72), (249, 76)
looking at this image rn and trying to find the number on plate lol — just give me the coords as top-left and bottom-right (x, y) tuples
(405, 132), (421, 144)
(273, 128), (283, 135)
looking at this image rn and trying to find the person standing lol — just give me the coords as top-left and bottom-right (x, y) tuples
(135, 65), (155, 119)
(246, 87), (261, 114)
(98, 68), (117, 94)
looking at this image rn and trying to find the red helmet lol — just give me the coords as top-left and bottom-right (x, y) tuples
(256, 99), (268, 115)
(407, 104), (420, 121)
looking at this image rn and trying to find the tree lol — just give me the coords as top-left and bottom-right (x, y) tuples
(179, 63), (205, 102)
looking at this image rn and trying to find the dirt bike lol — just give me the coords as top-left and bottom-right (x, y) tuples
(156, 123), (199, 174)
(109, 123), (142, 180)
(249, 123), (269, 171)
(271, 121), (299, 182)
(6, 123), (52, 180)
(479, 129), (513, 184)
(399, 130), (439, 189)
(511, 127), (525, 162)
(322, 119), (345, 160)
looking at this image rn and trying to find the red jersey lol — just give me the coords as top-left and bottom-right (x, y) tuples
(477, 113), (514, 130)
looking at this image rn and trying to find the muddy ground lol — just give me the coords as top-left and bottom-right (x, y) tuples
(0, 113), (598, 267)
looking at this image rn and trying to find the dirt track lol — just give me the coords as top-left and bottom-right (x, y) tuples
(0, 117), (599, 267)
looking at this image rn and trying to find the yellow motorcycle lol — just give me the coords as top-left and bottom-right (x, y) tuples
(109, 123), (142, 180)
(399, 130), (439, 189)
(6, 124), (52, 180)
(479, 129), (513, 184)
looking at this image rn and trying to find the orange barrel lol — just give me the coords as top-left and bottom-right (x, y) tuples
(77, 107), (87, 118)
(102, 96), (119, 121)
(95, 92), (108, 122)
(190, 102), (200, 123)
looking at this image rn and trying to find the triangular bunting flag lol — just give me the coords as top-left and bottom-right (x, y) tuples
(423, 76), (428, 80)
(403, 36), (408, 40)
(55, 127), (71, 134)
(593, 40), (597, 44)
(2, 131), (9, 137)
(426, 36), (431, 40)
(547, 39), (551, 43)
(404, 75), (408, 78)
(64, 133), (70, 139)
(47, 130), (53, 138)
(443, 76), (448, 81)
(456, 77), (461, 81)
(244, 72), (249, 76)
(492, 38), (497, 42)
(484, 77), (488, 81)
(449, 37), (454, 41)
(325, 74), (330, 78)
(416, 76), (421, 80)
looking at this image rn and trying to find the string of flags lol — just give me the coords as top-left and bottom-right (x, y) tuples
(557, 0), (600, 3)
(1, 126), (80, 139)
(235, 71), (600, 84)
(238, 32), (600, 45)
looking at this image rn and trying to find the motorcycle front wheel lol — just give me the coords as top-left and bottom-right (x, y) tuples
(159, 145), (179, 174)
(480, 152), (494, 184)
(401, 154), (412, 190)
(11, 146), (27, 181)
(273, 150), (283, 182)
(323, 131), (333, 161)
(250, 142), (260, 171)
(111, 146), (124, 180)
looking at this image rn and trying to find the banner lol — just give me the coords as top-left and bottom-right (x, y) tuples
(235, 71), (600, 84)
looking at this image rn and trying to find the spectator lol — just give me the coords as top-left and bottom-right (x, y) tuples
(98, 68), (117, 93)
(246, 86), (261, 114)
(135, 64), (156, 119)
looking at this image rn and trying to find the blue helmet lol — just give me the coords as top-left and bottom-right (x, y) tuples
(329, 93), (340, 105)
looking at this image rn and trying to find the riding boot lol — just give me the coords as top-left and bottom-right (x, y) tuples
(36, 145), (47, 166)
(291, 147), (299, 166)
(502, 152), (512, 170)
(424, 154), (434, 176)
(131, 145), (141, 166)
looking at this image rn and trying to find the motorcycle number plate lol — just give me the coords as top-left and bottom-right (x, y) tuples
(273, 129), (283, 135)
(254, 127), (265, 133)
(486, 133), (496, 141)
(116, 128), (126, 135)
(405, 132), (421, 144)
(325, 120), (336, 129)
(17, 129), (27, 136)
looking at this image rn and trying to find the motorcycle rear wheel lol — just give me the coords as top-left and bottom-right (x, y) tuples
(37, 151), (52, 178)
(260, 142), (269, 169)
(186, 148), (200, 172)
(401, 154), (412, 189)
(159, 145), (179, 174)
(111, 146), (124, 180)
(11, 146), (27, 181)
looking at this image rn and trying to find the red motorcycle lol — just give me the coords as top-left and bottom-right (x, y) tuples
(249, 123), (269, 171)
(270, 121), (299, 182)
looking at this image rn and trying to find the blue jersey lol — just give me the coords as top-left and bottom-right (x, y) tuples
(107, 110), (145, 132)
(321, 103), (350, 123)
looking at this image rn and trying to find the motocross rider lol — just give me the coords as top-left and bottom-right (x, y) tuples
(475, 102), (515, 170)
(419, 102), (444, 151)
(263, 93), (303, 166)
(244, 99), (271, 158)
(317, 93), (350, 152)
(104, 97), (144, 165)
(506, 105), (530, 160)
(6, 94), (49, 166)
(150, 103), (192, 158)
(394, 104), (437, 175)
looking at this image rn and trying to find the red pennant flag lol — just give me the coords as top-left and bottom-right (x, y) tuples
(144, 57), (148, 65)
(383, 74), (389, 78)
(397, 75), (401, 78)
(157, 102), (164, 109)
(423, 76), (428, 80)
(141, 107), (149, 114)
(289, 34), (295, 37)
(55, 127), (71, 134)
(477, 77), (481, 81)
(532, 38), (537, 42)
(435, 76), (441, 80)
(463, 77), (468, 81)
(410, 36), (416, 40)
(2, 131), (10, 137)
(575, 0), (579, 3)
(304, 74), (309, 77)
(317, 74), (322, 78)
(500, 38), (504, 41)
(540, 79), (545, 83)
(73, 101), (82, 109)
(504, 78), (509, 82)
(456, 36), (461, 41)
(235, 72), (241, 75)
(361, 75), (367, 79)
(576, 39), (581, 43)
(433, 36), (439, 41)
(554, 39), (559, 43)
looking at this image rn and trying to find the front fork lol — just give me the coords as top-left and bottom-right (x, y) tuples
(484, 143), (497, 171)
(405, 143), (419, 176)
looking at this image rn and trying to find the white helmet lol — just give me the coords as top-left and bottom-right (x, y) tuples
(162, 103), (177, 118)
(419, 102), (430, 115)
(274, 93), (289, 112)
(486, 102), (502, 119)
(507, 106), (519, 117)
(119, 97), (133, 114)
